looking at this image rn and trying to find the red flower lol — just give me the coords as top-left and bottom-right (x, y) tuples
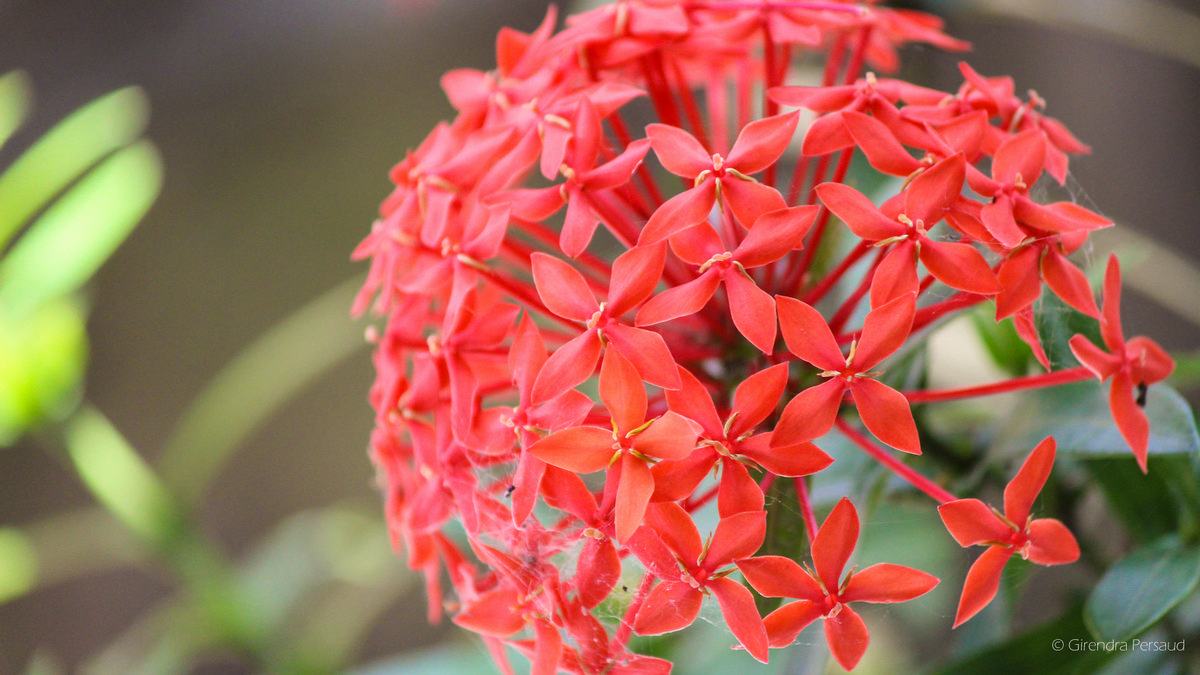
(529, 349), (697, 542)
(627, 503), (770, 662)
(938, 437), (1080, 627)
(639, 111), (798, 244)
(1069, 255), (1175, 471)
(738, 498), (938, 670)
(774, 291), (921, 454)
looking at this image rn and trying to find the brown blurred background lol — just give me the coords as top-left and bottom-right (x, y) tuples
(0, 0), (1196, 672)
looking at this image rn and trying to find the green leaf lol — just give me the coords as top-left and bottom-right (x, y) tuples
(0, 296), (88, 445)
(0, 85), (150, 250)
(0, 70), (32, 150)
(991, 380), (1199, 460)
(0, 140), (162, 314)
(931, 602), (1118, 675)
(64, 406), (184, 548)
(1085, 535), (1200, 641)
(1086, 458), (1181, 544)
(0, 527), (37, 604)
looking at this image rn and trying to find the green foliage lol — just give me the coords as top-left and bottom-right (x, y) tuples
(1085, 535), (1200, 642)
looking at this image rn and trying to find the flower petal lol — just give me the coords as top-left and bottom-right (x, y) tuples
(528, 426), (615, 474)
(726, 111), (800, 175)
(953, 545), (1014, 627)
(738, 555), (824, 600)
(647, 123), (712, 178)
(532, 252), (598, 321)
(938, 499), (1011, 547)
(772, 378), (846, 448)
(815, 182), (903, 242)
(841, 563), (939, 604)
(850, 378), (921, 455)
(725, 270), (777, 354)
(851, 291), (915, 370)
(824, 604), (870, 671)
(813, 498), (859, 595)
(1004, 436), (1055, 527)
(776, 295), (845, 371)
(600, 348), (647, 435)
(633, 581), (703, 635)
(763, 600), (823, 648)
(640, 179), (718, 245)
(708, 576), (770, 663)
(1025, 518), (1081, 566)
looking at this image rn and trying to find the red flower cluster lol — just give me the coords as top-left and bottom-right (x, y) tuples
(354, 1), (1173, 672)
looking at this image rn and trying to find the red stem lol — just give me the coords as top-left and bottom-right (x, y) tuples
(903, 365), (1095, 404)
(834, 417), (959, 505)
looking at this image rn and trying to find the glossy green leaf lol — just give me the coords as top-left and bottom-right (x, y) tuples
(0, 85), (150, 250)
(0, 140), (162, 315)
(0, 70), (32, 150)
(991, 380), (1199, 460)
(1085, 535), (1200, 642)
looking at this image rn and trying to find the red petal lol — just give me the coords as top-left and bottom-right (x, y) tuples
(1040, 246), (1098, 317)
(532, 329), (601, 401)
(1026, 518), (1081, 565)
(667, 221), (723, 266)
(626, 521), (684, 580)
(850, 378), (921, 454)
(980, 196), (1026, 249)
(870, 242), (920, 308)
(721, 178), (787, 229)
(938, 499), (1011, 547)
(605, 324), (681, 390)
(664, 366), (722, 436)
(454, 587), (526, 636)
(633, 581), (703, 635)
(647, 123), (712, 178)
(717, 460), (766, 518)
(560, 191), (601, 258)
(539, 465), (599, 521)
(995, 245), (1042, 320)
(771, 379), (846, 447)
(600, 348), (647, 435)
(532, 253), (598, 321)
(1014, 198), (1112, 234)
(531, 619), (564, 675)
(740, 436), (834, 477)
(842, 563), (939, 604)
(735, 205), (818, 268)
(643, 501), (703, 567)
(640, 180), (717, 245)
(635, 271), (720, 326)
(584, 138), (652, 190)
(708, 576), (770, 663)
(852, 291), (915, 370)
(842, 110), (923, 176)
(725, 271), (778, 354)
(706, 510), (767, 569)
(763, 600), (823, 648)
(1128, 336), (1175, 384)
(801, 112), (854, 155)
(813, 498), (859, 595)
(992, 129), (1046, 188)
(726, 111), (800, 175)
(1111, 371), (1150, 472)
(608, 243), (668, 317)
(919, 240), (1002, 295)
(953, 545), (1014, 627)
(738, 555), (824, 600)
(815, 182), (903, 241)
(529, 426), (615, 474)
(1100, 255), (1125, 352)
(1069, 335), (1120, 381)
(1004, 436), (1055, 527)
(903, 153), (965, 225)
(776, 295), (845, 370)
(730, 363), (791, 435)
(615, 453), (655, 543)
(632, 411), (698, 461)
(824, 605), (870, 671)
(768, 84), (858, 112)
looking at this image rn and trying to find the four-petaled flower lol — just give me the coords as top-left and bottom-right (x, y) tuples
(774, 291), (921, 454)
(738, 498), (939, 670)
(1069, 255), (1175, 472)
(938, 437), (1080, 627)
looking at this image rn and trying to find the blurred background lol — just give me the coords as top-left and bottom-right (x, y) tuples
(0, 0), (1197, 673)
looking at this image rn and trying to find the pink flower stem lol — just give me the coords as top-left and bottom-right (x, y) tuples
(835, 417), (959, 504)
(608, 112), (666, 207)
(911, 292), (987, 333)
(615, 572), (657, 649)
(903, 365), (1095, 403)
(671, 58), (711, 152)
(763, 26), (780, 188)
(799, 239), (872, 305)
(794, 477), (819, 542)
(829, 246), (886, 337)
(691, 1), (868, 13)
(792, 146), (855, 285)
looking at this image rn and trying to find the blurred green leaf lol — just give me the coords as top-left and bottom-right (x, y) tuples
(930, 603), (1116, 675)
(0, 85), (149, 251)
(0, 139), (162, 315)
(991, 381), (1199, 460)
(970, 306), (1034, 377)
(347, 641), (504, 675)
(0, 70), (32, 150)
(1086, 458), (1183, 544)
(0, 295), (88, 445)
(1085, 535), (1200, 642)
(0, 527), (37, 604)
(64, 406), (184, 548)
